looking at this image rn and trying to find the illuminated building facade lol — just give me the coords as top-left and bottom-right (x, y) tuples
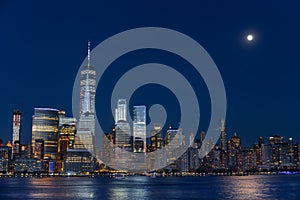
(241, 147), (256, 171)
(293, 141), (300, 166)
(76, 41), (96, 155)
(165, 128), (184, 169)
(227, 133), (242, 171)
(114, 99), (131, 149)
(115, 121), (131, 148)
(57, 111), (77, 172)
(64, 149), (94, 173)
(219, 119), (227, 169)
(64, 42), (95, 173)
(12, 110), (22, 145)
(115, 99), (127, 122)
(147, 124), (164, 171)
(254, 136), (264, 166)
(58, 111), (76, 155)
(0, 146), (12, 172)
(80, 41), (96, 116)
(31, 108), (59, 160)
(12, 110), (22, 155)
(133, 105), (146, 153)
(33, 139), (44, 159)
(149, 124), (163, 152)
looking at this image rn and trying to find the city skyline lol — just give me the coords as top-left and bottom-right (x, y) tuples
(2, 104), (300, 174)
(1, 65), (299, 173)
(1, 102), (300, 147)
(4, 47), (298, 173)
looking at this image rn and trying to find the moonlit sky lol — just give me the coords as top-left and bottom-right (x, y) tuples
(0, 0), (300, 146)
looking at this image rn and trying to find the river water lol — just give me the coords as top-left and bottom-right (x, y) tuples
(0, 175), (300, 199)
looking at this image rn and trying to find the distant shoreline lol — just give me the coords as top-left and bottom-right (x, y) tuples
(1, 171), (300, 178)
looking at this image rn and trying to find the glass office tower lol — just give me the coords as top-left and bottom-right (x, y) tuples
(31, 108), (59, 160)
(115, 99), (127, 122)
(133, 105), (146, 153)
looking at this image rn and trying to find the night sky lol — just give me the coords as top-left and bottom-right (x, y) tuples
(1, 1), (300, 146)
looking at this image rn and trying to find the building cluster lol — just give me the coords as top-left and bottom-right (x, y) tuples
(191, 126), (300, 173)
(104, 112), (300, 173)
(0, 42), (97, 174)
(0, 42), (299, 175)
(102, 99), (187, 172)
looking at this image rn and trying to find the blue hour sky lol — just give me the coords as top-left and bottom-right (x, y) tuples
(0, 0), (300, 146)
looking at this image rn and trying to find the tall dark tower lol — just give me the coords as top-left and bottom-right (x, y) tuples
(12, 110), (22, 155)
(12, 110), (22, 145)
(258, 136), (263, 147)
(220, 119), (227, 169)
(255, 136), (264, 165)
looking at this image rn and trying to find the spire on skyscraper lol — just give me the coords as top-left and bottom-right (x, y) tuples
(87, 41), (91, 67)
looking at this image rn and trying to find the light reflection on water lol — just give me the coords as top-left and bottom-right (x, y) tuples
(28, 177), (96, 199)
(108, 176), (150, 200)
(0, 175), (300, 199)
(218, 176), (271, 199)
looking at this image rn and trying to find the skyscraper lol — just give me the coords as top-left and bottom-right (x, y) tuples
(227, 133), (242, 171)
(76, 41), (96, 154)
(57, 110), (77, 172)
(12, 110), (22, 155)
(114, 99), (131, 148)
(12, 110), (22, 145)
(31, 108), (59, 160)
(115, 99), (127, 122)
(165, 127), (184, 167)
(133, 105), (146, 153)
(58, 111), (76, 156)
(220, 119), (227, 169)
(80, 41), (96, 116)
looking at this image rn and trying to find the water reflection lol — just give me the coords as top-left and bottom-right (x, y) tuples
(108, 176), (150, 200)
(219, 176), (273, 199)
(1, 175), (300, 199)
(28, 177), (95, 199)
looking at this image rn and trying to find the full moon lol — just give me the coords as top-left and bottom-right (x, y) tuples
(247, 34), (254, 41)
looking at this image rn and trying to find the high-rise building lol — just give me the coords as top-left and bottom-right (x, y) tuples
(12, 110), (22, 144)
(80, 41), (96, 116)
(114, 99), (131, 149)
(65, 42), (96, 173)
(31, 108), (59, 160)
(115, 122), (131, 148)
(227, 133), (242, 171)
(0, 145), (12, 172)
(33, 139), (44, 159)
(76, 41), (96, 155)
(149, 124), (163, 152)
(12, 110), (22, 155)
(293, 141), (300, 167)
(262, 143), (272, 165)
(165, 127), (185, 168)
(254, 136), (264, 165)
(241, 147), (256, 171)
(133, 105), (146, 153)
(57, 111), (76, 159)
(115, 99), (127, 123)
(288, 137), (294, 164)
(219, 119), (227, 169)
(268, 135), (284, 145)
